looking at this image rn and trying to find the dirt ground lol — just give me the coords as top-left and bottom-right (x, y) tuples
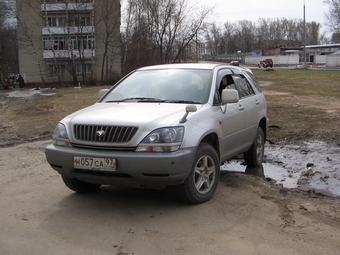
(0, 83), (339, 254)
(0, 140), (339, 255)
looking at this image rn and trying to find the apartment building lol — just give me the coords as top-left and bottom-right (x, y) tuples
(16, 0), (121, 86)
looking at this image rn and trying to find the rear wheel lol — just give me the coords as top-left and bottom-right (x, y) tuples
(62, 175), (101, 193)
(177, 143), (220, 204)
(244, 127), (265, 167)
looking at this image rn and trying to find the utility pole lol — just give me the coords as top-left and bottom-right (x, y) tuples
(303, 0), (307, 68)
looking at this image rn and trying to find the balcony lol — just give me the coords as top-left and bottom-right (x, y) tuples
(42, 26), (95, 35)
(41, 2), (94, 12)
(43, 49), (95, 59)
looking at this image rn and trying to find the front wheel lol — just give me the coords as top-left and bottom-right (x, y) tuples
(177, 143), (220, 204)
(62, 175), (101, 193)
(244, 127), (265, 167)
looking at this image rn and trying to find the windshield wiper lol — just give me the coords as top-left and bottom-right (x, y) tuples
(106, 97), (165, 103)
(166, 100), (201, 104)
(127, 97), (166, 102)
(105, 98), (201, 104)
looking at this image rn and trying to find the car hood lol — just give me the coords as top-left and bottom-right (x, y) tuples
(63, 102), (203, 128)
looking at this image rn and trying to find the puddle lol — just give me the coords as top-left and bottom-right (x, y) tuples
(4, 88), (56, 98)
(221, 141), (340, 197)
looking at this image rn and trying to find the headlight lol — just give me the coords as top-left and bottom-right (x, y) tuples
(52, 123), (72, 147)
(136, 127), (184, 152)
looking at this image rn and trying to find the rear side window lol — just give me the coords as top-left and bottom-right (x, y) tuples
(233, 75), (255, 99)
(243, 72), (262, 92)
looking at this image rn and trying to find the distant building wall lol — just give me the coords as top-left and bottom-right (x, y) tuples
(327, 56), (340, 67)
(263, 48), (281, 56)
(252, 50), (262, 57)
(245, 55), (299, 66)
(16, 0), (121, 86)
(245, 55), (340, 67)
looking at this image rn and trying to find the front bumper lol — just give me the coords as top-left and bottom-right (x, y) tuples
(45, 144), (196, 188)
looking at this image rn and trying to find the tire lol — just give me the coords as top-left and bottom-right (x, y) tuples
(62, 175), (101, 193)
(177, 143), (220, 204)
(244, 127), (265, 167)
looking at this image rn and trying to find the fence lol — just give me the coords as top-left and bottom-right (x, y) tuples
(327, 55), (340, 67)
(245, 55), (300, 67)
(204, 54), (340, 67)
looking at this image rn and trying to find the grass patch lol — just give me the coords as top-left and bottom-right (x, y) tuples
(253, 69), (340, 98)
(2, 86), (110, 142)
(253, 69), (340, 143)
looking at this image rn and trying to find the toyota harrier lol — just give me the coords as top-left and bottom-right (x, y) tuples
(45, 63), (268, 204)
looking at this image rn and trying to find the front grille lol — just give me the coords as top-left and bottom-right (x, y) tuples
(71, 143), (136, 151)
(74, 125), (138, 143)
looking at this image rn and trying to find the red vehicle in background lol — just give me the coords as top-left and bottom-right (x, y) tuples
(258, 58), (273, 68)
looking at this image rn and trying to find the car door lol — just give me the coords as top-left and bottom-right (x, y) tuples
(214, 69), (247, 161)
(232, 74), (260, 149)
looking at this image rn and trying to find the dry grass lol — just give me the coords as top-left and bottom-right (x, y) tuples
(253, 69), (340, 98)
(1, 86), (110, 145)
(253, 69), (340, 144)
(1, 69), (340, 146)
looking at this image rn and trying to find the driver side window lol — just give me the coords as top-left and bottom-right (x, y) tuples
(214, 75), (236, 104)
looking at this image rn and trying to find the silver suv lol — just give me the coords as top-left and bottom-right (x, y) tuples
(45, 63), (268, 204)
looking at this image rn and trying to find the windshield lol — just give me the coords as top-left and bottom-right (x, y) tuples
(102, 69), (212, 104)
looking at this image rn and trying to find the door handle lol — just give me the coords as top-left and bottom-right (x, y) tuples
(238, 105), (245, 111)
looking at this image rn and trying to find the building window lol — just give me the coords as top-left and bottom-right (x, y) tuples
(44, 0), (92, 2)
(49, 64), (65, 75)
(69, 13), (92, 27)
(75, 16), (91, 26)
(72, 0), (93, 3)
(70, 36), (94, 50)
(47, 17), (64, 27)
(76, 63), (92, 74)
(43, 37), (65, 50)
(44, 0), (64, 3)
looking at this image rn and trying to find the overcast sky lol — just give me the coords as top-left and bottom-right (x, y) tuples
(201, 0), (327, 27)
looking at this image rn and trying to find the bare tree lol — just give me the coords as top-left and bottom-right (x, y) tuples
(204, 23), (223, 55)
(149, 0), (211, 63)
(0, 1), (18, 81)
(95, 0), (121, 84)
(324, 0), (340, 33)
(121, 0), (212, 72)
(236, 20), (256, 53)
(16, 0), (46, 86)
(307, 21), (322, 45)
(0, 1), (6, 26)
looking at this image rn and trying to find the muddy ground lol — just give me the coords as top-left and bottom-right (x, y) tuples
(0, 84), (339, 254)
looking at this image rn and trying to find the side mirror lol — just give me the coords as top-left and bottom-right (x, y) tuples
(179, 104), (197, 123)
(98, 89), (109, 100)
(221, 89), (239, 104)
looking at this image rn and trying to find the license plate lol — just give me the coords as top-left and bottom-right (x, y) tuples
(74, 156), (116, 171)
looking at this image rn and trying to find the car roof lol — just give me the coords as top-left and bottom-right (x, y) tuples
(137, 63), (247, 72)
